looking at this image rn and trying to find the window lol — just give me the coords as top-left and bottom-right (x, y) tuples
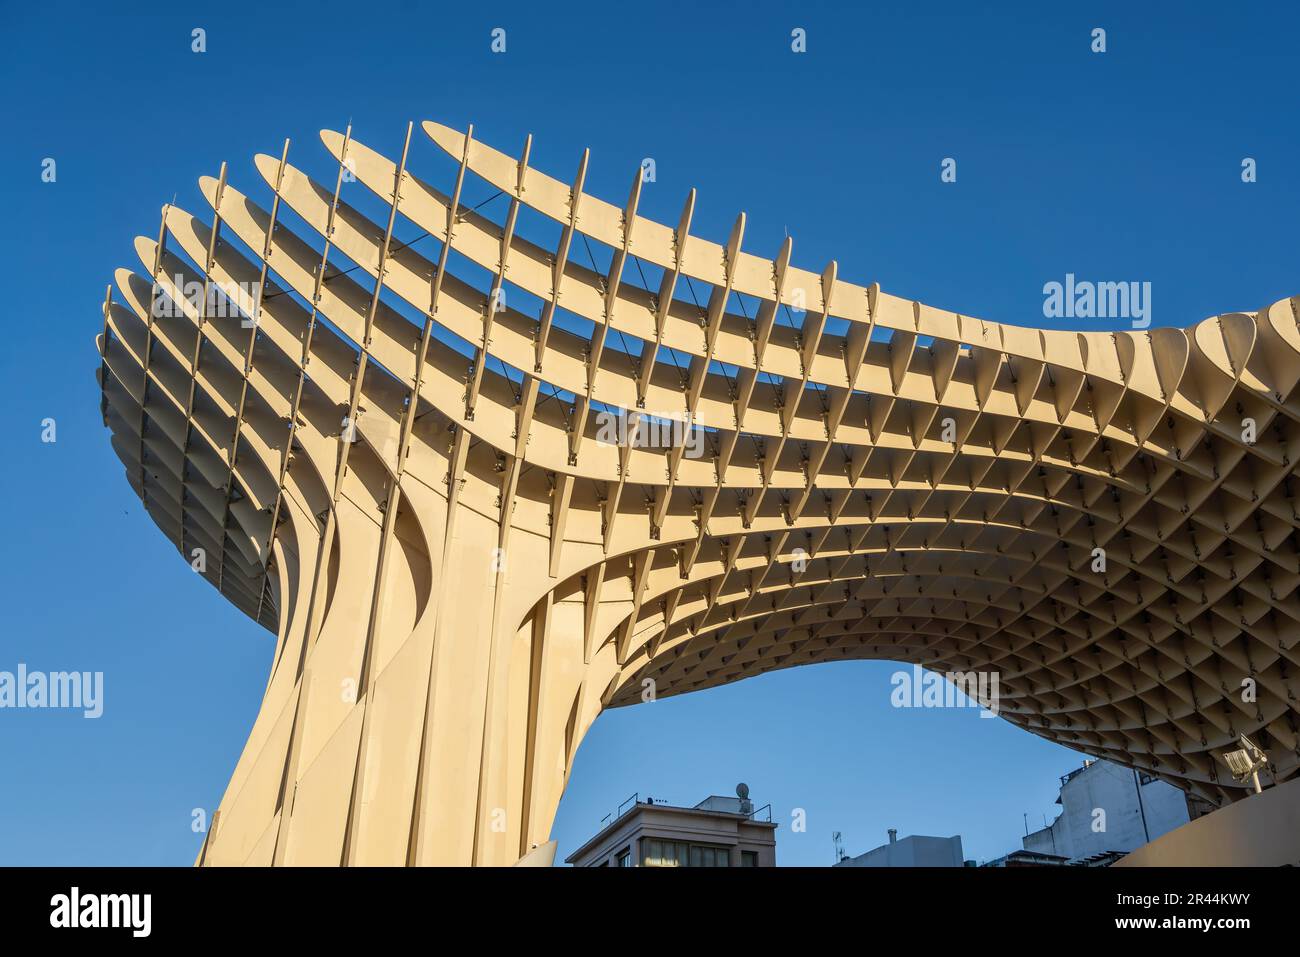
(642, 839), (689, 867)
(689, 845), (730, 867)
(741, 851), (759, 867)
(616, 847), (632, 867)
(641, 839), (731, 867)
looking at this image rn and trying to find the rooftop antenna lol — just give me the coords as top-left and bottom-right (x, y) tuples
(833, 831), (846, 864)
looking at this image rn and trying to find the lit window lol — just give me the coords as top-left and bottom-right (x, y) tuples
(642, 839), (734, 866)
(642, 839), (689, 867)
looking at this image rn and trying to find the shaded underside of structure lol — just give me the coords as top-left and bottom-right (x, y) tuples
(96, 118), (1300, 865)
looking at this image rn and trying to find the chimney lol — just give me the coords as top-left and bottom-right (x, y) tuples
(888, 828), (898, 844)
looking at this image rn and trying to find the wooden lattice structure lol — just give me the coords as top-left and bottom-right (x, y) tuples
(96, 120), (1300, 865)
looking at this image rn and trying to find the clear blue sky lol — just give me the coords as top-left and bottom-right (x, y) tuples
(1, 1), (1296, 866)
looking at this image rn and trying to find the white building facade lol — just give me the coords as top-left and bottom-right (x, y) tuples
(1024, 760), (1190, 859)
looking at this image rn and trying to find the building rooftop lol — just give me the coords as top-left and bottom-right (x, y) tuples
(564, 791), (777, 866)
(834, 831), (967, 867)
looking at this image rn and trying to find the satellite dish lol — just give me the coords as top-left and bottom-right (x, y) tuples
(736, 783), (750, 799)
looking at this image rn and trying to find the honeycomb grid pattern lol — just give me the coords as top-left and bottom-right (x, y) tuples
(97, 119), (1300, 865)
